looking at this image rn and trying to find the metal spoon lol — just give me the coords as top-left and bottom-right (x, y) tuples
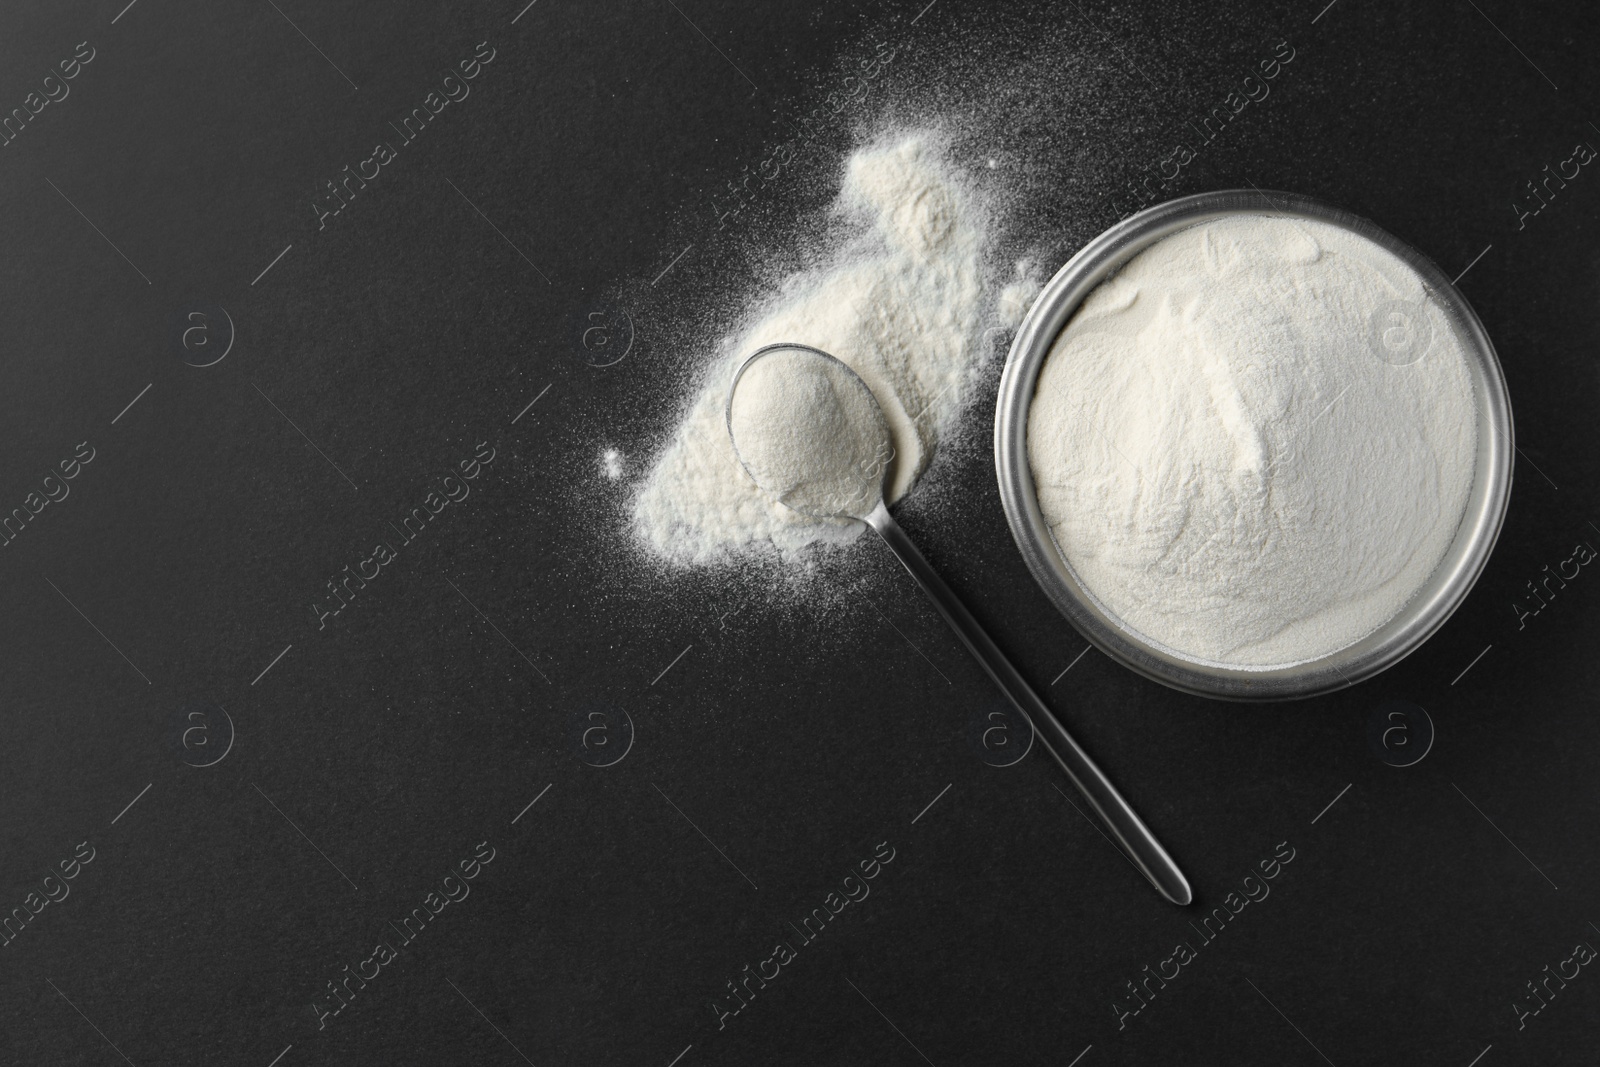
(727, 342), (1192, 906)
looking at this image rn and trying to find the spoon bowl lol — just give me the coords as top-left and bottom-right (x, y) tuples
(726, 343), (895, 522)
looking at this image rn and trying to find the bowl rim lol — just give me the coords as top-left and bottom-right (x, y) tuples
(993, 189), (1514, 702)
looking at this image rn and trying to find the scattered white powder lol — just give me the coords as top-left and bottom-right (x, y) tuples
(1028, 215), (1478, 667)
(727, 347), (892, 519)
(998, 259), (1042, 326)
(634, 133), (989, 562)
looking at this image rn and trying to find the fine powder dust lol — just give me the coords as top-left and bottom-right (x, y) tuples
(1029, 215), (1478, 667)
(634, 133), (992, 562)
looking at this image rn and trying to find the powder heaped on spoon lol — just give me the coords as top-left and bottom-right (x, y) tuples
(728, 348), (892, 519)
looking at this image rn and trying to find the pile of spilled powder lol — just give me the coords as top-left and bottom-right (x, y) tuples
(634, 133), (1000, 562)
(1029, 215), (1478, 667)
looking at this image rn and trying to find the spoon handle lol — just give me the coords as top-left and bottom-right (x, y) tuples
(865, 502), (1191, 906)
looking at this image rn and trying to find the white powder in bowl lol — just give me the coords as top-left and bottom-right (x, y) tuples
(633, 133), (990, 562)
(1028, 214), (1478, 667)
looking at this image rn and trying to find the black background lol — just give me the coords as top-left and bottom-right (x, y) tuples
(2, 0), (1598, 1064)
